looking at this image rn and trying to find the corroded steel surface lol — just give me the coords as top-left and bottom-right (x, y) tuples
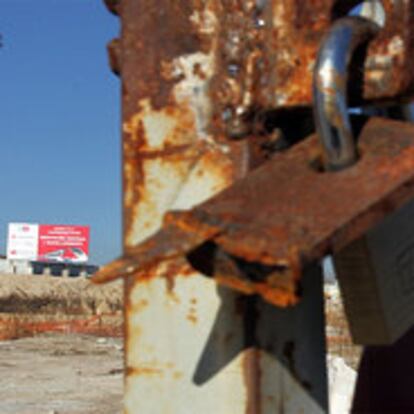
(110, 1), (414, 137)
(265, 0), (414, 107)
(181, 118), (414, 263)
(202, 0), (414, 128)
(95, 118), (414, 307)
(110, 1), (261, 413)
(103, 1), (332, 412)
(119, 0), (247, 249)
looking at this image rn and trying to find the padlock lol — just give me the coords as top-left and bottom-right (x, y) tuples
(314, 16), (414, 345)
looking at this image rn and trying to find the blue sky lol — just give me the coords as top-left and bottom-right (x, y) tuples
(0, 1), (121, 264)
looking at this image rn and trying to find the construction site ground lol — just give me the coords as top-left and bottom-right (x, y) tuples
(0, 273), (124, 414)
(0, 273), (359, 414)
(0, 333), (123, 414)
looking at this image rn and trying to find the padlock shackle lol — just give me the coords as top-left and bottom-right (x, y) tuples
(313, 16), (380, 171)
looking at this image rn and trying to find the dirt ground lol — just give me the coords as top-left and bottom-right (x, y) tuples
(0, 333), (123, 414)
(0, 274), (124, 413)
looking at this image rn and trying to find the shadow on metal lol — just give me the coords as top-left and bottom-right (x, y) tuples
(192, 264), (328, 412)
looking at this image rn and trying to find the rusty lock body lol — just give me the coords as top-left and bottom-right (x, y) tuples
(95, 3), (414, 312)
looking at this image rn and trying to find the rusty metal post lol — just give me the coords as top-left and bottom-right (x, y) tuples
(103, 2), (328, 412)
(97, 2), (414, 412)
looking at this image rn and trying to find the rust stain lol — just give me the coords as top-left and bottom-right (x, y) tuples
(118, 0), (231, 251)
(126, 362), (180, 379)
(267, 0), (331, 107)
(121, 1), (206, 114)
(123, 101), (197, 152)
(126, 365), (164, 377)
(163, 258), (190, 293)
(243, 348), (262, 414)
(363, 0), (414, 99)
(186, 312), (198, 325)
(131, 299), (149, 313)
(122, 100), (208, 245)
(267, 0), (414, 107)
(173, 370), (184, 380)
(210, 0), (270, 137)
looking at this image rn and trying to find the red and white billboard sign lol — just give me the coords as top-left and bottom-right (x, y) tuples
(7, 223), (90, 263)
(38, 225), (89, 263)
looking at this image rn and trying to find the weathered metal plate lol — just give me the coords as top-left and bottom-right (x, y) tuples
(178, 117), (414, 265)
(95, 117), (414, 307)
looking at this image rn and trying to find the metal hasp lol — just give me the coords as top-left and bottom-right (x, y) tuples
(96, 116), (414, 306)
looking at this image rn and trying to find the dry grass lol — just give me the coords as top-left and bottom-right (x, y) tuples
(0, 273), (122, 314)
(0, 274), (123, 339)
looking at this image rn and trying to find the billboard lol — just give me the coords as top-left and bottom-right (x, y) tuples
(7, 223), (39, 260)
(38, 225), (90, 263)
(7, 223), (89, 263)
